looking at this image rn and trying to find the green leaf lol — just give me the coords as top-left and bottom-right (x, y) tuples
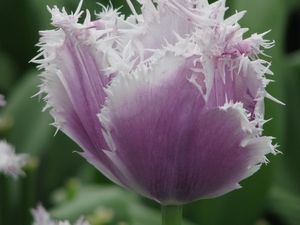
(268, 186), (300, 225)
(51, 185), (132, 224)
(0, 50), (18, 93)
(183, 163), (275, 225)
(0, 72), (87, 205)
(0, 71), (54, 156)
(275, 51), (300, 196)
(50, 184), (197, 225)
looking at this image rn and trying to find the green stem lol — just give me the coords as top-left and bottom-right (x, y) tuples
(19, 157), (39, 225)
(0, 174), (10, 224)
(161, 205), (183, 225)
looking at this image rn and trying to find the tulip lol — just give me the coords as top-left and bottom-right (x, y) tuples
(33, 0), (280, 224)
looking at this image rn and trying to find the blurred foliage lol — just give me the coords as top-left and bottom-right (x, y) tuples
(0, 0), (300, 224)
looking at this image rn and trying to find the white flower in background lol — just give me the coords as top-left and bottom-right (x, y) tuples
(31, 204), (90, 225)
(0, 141), (28, 179)
(0, 95), (6, 106)
(0, 95), (28, 179)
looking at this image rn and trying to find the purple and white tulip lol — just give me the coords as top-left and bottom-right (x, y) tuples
(33, 0), (280, 205)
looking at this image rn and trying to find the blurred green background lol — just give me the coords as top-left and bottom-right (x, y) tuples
(0, 0), (300, 224)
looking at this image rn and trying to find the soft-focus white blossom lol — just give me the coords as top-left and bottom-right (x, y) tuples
(0, 95), (6, 106)
(0, 141), (28, 179)
(31, 204), (90, 225)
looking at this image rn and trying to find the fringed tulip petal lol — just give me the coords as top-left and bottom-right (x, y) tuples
(99, 52), (276, 204)
(32, 2), (142, 190)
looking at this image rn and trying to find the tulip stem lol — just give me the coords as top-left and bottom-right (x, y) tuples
(161, 205), (183, 225)
(0, 174), (9, 224)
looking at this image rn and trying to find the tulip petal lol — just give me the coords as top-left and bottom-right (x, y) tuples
(100, 52), (276, 204)
(33, 6), (141, 190)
